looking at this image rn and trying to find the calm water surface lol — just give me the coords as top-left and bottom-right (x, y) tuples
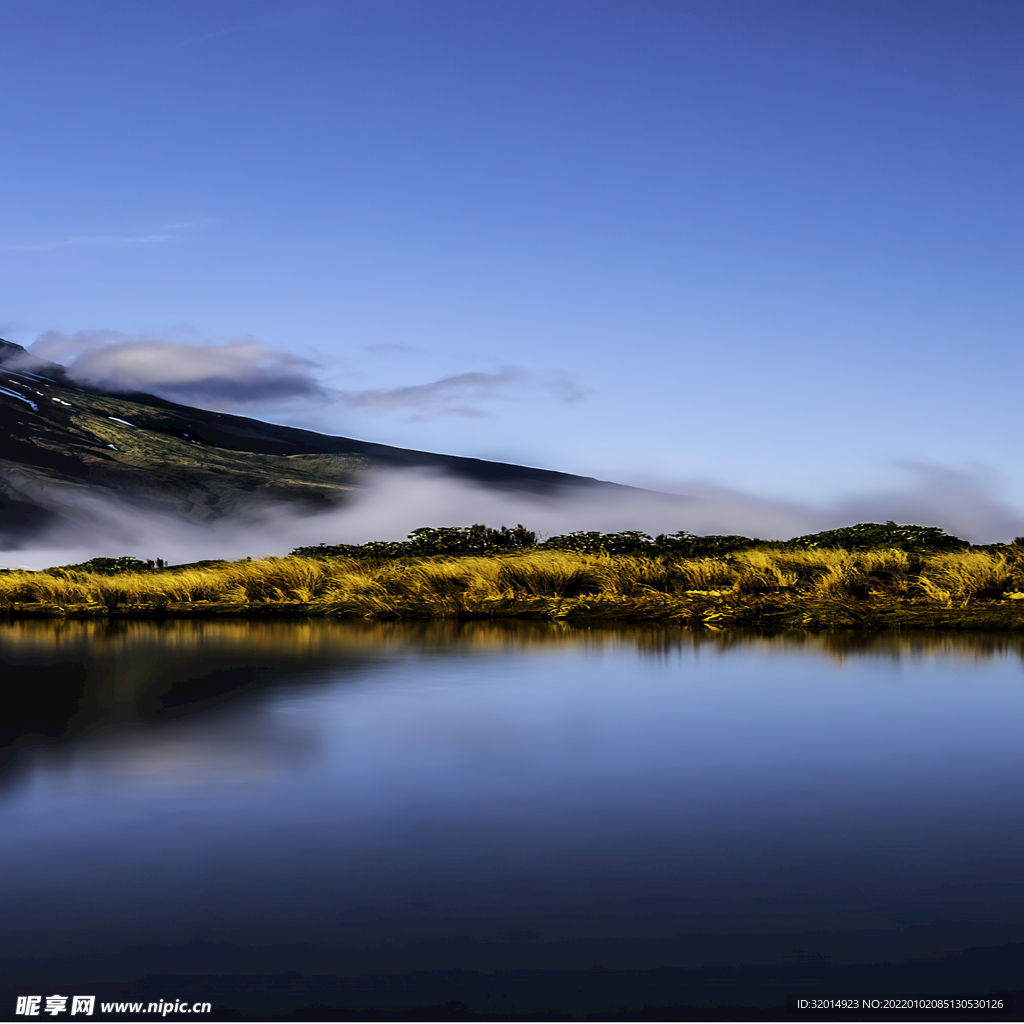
(1, 620), (1022, 1006)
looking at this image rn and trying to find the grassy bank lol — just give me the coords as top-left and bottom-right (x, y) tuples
(5, 546), (1024, 630)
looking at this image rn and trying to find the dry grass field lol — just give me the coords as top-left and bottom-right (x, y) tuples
(4, 546), (1024, 630)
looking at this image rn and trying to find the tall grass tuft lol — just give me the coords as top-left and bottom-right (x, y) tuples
(3, 545), (1024, 630)
(732, 551), (799, 593)
(917, 551), (1015, 604)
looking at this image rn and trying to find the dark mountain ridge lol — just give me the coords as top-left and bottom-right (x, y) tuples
(0, 339), (633, 548)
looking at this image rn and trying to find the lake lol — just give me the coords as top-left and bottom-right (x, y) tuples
(0, 620), (1021, 1019)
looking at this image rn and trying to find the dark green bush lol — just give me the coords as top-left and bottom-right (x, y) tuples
(292, 521), (976, 562)
(652, 531), (758, 557)
(291, 524), (536, 560)
(407, 524), (536, 555)
(539, 530), (653, 555)
(785, 522), (968, 553)
(55, 556), (153, 575)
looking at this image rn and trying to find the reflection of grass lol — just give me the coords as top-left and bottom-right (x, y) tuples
(4, 548), (1024, 629)
(9, 617), (1024, 669)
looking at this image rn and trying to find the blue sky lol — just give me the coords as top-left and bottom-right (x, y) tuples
(1, 0), (1021, 506)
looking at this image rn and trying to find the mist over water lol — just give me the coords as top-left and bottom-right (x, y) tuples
(5, 463), (1024, 570)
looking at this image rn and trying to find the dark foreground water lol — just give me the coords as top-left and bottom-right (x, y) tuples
(0, 620), (1022, 1019)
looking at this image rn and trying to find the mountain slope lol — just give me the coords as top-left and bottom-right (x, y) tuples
(0, 340), (629, 547)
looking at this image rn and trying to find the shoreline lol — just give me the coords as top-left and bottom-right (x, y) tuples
(4, 594), (1024, 631)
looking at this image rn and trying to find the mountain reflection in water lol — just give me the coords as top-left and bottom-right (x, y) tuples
(0, 620), (1022, 1012)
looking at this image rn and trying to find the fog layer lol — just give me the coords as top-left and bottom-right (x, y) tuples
(4, 464), (1021, 570)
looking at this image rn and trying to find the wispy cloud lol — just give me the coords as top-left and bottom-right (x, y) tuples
(186, 2), (337, 46)
(7, 234), (172, 251)
(344, 369), (524, 418)
(342, 368), (587, 419)
(363, 343), (421, 355)
(5, 217), (209, 251)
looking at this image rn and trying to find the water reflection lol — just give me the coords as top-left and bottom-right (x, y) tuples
(4, 617), (1023, 805)
(0, 620), (1021, 994)
(3, 618), (1023, 791)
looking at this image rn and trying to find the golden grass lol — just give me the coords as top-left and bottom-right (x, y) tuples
(3, 547), (1024, 630)
(916, 551), (1016, 604)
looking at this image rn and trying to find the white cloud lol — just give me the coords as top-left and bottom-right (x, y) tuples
(27, 330), (586, 419)
(31, 331), (325, 407)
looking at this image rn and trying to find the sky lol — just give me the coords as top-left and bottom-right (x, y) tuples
(1, 0), (1022, 510)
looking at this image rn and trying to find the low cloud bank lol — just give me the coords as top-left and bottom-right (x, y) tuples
(3, 464), (1022, 571)
(27, 331), (581, 419)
